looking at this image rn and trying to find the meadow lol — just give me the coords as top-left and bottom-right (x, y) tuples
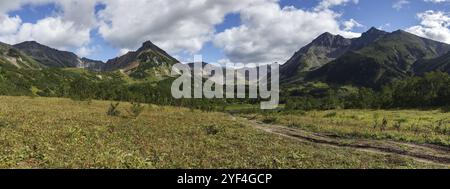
(242, 109), (450, 147)
(0, 96), (445, 168)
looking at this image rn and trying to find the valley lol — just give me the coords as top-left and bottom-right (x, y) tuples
(0, 96), (447, 168)
(0, 27), (449, 169)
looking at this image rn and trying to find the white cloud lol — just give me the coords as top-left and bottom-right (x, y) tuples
(424, 0), (450, 3)
(0, 14), (22, 35)
(119, 48), (131, 56)
(343, 18), (364, 31)
(213, 1), (361, 64)
(96, 0), (275, 54)
(56, 0), (98, 28)
(378, 23), (391, 30)
(406, 10), (450, 44)
(0, 0), (95, 50)
(393, 0), (410, 11)
(315, 0), (359, 10)
(1, 17), (91, 49)
(76, 45), (99, 57)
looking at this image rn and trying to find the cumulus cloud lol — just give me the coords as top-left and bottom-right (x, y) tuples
(315, 0), (359, 10)
(343, 18), (364, 31)
(0, 15), (22, 35)
(213, 1), (361, 64)
(0, 16), (91, 49)
(56, 0), (98, 28)
(76, 45), (100, 57)
(0, 0), (95, 50)
(96, 0), (275, 54)
(406, 10), (450, 44)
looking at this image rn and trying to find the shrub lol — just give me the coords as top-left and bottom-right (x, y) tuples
(441, 106), (450, 113)
(372, 113), (380, 130)
(380, 118), (388, 132)
(0, 119), (9, 128)
(393, 121), (402, 132)
(434, 119), (449, 135)
(410, 124), (420, 135)
(107, 102), (121, 116)
(205, 125), (221, 135)
(129, 102), (145, 118)
(262, 116), (277, 124)
(324, 112), (337, 118)
(69, 77), (94, 101)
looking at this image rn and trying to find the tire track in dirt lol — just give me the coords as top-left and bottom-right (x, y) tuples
(242, 118), (450, 167)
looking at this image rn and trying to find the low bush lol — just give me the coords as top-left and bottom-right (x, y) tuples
(107, 102), (121, 116)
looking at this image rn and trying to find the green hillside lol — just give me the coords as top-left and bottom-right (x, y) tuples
(306, 30), (450, 87)
(0, 42), (42, 69)
(414, 52), (450, 75)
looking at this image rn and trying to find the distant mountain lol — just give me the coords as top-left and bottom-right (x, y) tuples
(80, 58), (105, 72)
(104, 41), (179, 80)
(13, 41), (82, 68)
(3, 27), (450, 89)
(279, 27), (450, 87)
(0, 42), (42, 69)
(10, 40), (179, 80)
(351, 27), (389, 49)
(413, 52), (450, 75)
(281, 27), (388, 82)
(281, 32), (351, 81)
(306, 29), (450, 87)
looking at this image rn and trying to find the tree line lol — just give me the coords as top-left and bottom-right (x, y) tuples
(285, 72), (450, 111)
(1, 63), (449, 111)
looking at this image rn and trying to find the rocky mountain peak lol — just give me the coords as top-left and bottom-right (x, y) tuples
(311, 32), (350, 47)
(138, 40), (164, 53)
(13, 41), (80, 68)
(361, 27), (388, 38)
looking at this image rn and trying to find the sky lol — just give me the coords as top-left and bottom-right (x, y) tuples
(0, 0), (449, 65)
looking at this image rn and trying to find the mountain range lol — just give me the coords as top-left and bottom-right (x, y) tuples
(282, 27), (450, 87)
(0, 40), (179, 82)
(0, 27), (450, 88)
(281, 27), (388, 80)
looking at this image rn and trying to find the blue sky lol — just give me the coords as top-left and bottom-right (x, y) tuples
(0, 0), (449, 64)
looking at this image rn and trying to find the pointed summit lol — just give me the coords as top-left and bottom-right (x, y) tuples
(135, 40), (179, 63)
(350, 27), (388, 49)
(103, 40), (179, 79)
(140, 40), (159, 51)
(367, 26), (381, 32)
(281, 32), (352, 79)
(362, 27), (388, 37)
(317, 32), (334, 38)
(311, 32), (350, 47)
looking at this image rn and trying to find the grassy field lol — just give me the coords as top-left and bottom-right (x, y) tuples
(242, 109), (450, 147)
(0, 96), (446, 168)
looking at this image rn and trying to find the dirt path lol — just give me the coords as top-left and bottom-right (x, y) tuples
(240, 117), (450, 167)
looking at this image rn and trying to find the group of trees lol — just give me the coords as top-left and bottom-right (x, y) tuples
(285, 72), (450, 111)
(65, 77), (231, 111)
(1, 63), (450, 112)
